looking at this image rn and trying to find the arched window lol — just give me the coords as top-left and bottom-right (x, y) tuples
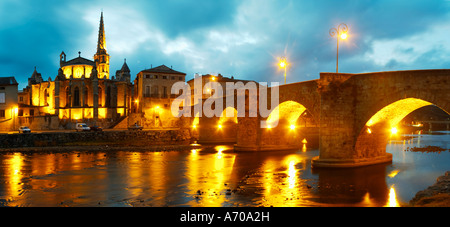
(44, 89), (49, 106)
(65, 87), (70, 107)
(106, 86), (111, 108)
(98, 87), (102, 107)
(84, 87), (89, 106)
(74, 86), (80, 107)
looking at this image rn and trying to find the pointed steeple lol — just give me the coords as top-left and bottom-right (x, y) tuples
(94, 11), (110, 79)
(97, 11), (107, 53)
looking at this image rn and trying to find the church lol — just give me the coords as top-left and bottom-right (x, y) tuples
(18, 13), (134, 130)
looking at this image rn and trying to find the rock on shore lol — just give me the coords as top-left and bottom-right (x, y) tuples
(409, 171), (450, 207)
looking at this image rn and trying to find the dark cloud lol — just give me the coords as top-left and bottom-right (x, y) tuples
(1, 0), (449, 89)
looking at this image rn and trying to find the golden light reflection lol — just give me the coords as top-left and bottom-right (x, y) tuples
(288, 160), (296, 189)
(388, 170), (400, 178)
(357, 192), (376, 207)
(260, 154), (309, 207)
(385, 186), (401, 207)
(7, 153), (24, 198)
(186, 146), (236, 207)
(302, 144), (307, 152)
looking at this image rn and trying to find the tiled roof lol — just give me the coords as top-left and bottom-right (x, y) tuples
(141, 65), (186, 75)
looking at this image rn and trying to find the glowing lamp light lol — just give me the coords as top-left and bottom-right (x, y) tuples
(218, 124), (223, 129)
(211, 76), (216, 81)
(279, 60), (286, 68)
(340, 32), (348, 40)
(367, 128), (372, 134)
(302, 138), (308, 144)
(290, 124), (296, 130)
(391, 127), (398, 135)
(192, 124), (197, 129)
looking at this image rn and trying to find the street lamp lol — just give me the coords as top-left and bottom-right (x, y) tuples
(329, 23), (348, 73)
(279, 57), (287, 84)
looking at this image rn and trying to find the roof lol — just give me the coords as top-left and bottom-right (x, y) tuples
(120, 61), (130, 72)
(0, 77), (18, 86)
(61, 56), (95, 67)
(186, 74), (257, 84)
(140, 65), (186, 75)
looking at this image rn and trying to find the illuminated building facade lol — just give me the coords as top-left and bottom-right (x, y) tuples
(0, 77), (18, 131)
(18, 13), (133, 130)
(130, 65), (186, 128)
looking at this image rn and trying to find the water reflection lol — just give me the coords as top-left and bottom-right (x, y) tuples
(0, 132), (448, 207)
(385, 186), (400, 207)
(185, 145), (237, 207)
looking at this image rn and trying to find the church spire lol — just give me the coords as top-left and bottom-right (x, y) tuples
(96, 11), (107, 54)
(94, 11), (110, 79)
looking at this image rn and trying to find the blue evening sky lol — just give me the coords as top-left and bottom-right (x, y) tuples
(1, 0), (450, 89)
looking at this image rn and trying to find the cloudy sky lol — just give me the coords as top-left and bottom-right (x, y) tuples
(1, 0), (450, 90)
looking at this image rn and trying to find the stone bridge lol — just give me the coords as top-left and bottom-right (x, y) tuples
(192, 69), (450, 168)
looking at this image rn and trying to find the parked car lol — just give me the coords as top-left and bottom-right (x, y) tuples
(89, 125), (103, 131)
(128, 124), (143, 130)
(76, 123), (90, 132)
(18, 126), (31, 133)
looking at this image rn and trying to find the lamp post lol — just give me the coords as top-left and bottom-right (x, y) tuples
(279, 57), (287, 84)
(329, 23), (348, 73)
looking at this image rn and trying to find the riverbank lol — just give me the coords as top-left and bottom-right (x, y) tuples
(0, 144), (196, 153)
(409, 171), (450, 207)
(0, 129), (192, 149)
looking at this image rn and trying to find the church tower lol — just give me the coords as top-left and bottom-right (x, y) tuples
(94, 12), (110, 79)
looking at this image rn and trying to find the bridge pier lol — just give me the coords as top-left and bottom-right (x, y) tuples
(312, 72), (393, 168)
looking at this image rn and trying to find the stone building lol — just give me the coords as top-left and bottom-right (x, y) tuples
(18, 12), (133, 130)
(0, 77), (18, 131)
(128, 65), (186, 129)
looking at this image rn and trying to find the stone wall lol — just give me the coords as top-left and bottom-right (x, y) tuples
(0, 129), (191, 148)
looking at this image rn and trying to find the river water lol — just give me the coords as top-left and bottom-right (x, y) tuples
(0, 131), (448, 207)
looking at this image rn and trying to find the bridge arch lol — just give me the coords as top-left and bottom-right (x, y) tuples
(196, 106), (240, 144)
(219, 106), (238, 125)
(355, 96), (449, 160)
(260, 100), (317, 150)
(313, 70), (450, 168)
